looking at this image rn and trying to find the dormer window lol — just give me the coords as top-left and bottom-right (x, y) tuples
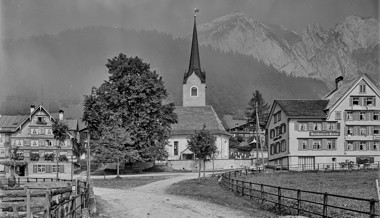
(359, 84), (366, 93)
(191, 87), (198, 97)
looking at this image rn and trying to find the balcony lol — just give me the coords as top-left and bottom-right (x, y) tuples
(345, 135), (378, 141)
(345, 120), (379, 126)
(36, 121), (48, 125)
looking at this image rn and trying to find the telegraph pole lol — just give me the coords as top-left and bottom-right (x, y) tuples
(86, 131), (91, 185)
(255, 102), (265, 173)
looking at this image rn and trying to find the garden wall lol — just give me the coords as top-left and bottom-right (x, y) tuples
(167, 159), (254, 171)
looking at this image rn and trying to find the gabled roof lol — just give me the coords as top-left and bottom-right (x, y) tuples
(0, 115), (29, 132)
(171, 106), (230, 136)
(324, 74), (380, 110)
(183, 15), (206, 84)
(275, 100), (329, 118)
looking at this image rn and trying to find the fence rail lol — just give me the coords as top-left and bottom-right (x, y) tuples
(220, 170), (379, 218)
(1, 177), (91, 218)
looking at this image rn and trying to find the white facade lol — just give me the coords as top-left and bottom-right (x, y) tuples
(183, 73), (206, 107)
(266, 75), (380, 170)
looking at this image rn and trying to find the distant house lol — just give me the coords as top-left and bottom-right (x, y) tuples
(167, 14), (230, 160)
(266, 74), (380, 170)
(0, 105), (79, 177)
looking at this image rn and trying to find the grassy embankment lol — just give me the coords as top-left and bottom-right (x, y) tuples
(167, 170), (379, 217)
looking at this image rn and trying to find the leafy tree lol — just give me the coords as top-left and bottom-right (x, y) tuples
(187, 125), (217, 181)
(82, 54), (177, 166)
(52, 119), (69, 179)
(246, 90), (270, 130)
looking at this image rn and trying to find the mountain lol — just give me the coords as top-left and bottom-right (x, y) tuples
(0, 27), (328, 117)
(197, 12), (380, 88)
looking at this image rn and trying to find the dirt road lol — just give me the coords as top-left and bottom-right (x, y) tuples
(94, 173), (254, 218)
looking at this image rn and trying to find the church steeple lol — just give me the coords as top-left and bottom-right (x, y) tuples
(182, 9), (206, 107)
(183, 11), (205, 84)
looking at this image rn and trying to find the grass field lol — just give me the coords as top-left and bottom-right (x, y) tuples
(166, 176), (277, 218)
(236, 169), (379, 217)
(92, 175), (176, 189)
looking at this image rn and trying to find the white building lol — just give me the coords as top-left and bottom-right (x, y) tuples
(167, 14), (230, 160)
(266, 74), (380, 170)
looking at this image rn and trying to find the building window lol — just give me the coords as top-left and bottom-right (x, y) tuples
(270, 144), (274, 155)
(347, 127), (354, 136)
(373, 112), (379, 120)
(352, 97), (359, 106)
(0, 148), (5, 157)
(326, 123), (335, 131)
(276, 142), (280, 154)
(327, 139), (336, 150)
(280, 140), (286, 152)
(347, 142), (353, 151)
(270, 129), (275, 139)
(31, 140), (39, 147)
(37, 165), (46, 173)
(359, 112), (366, 120)
(366, 98), (373, 106)
(335, 111), (341, 120)
(45, 129), (53, 135)
(174, 141), (178, 155)
(278, 111), (281, 122)
(346, 112), (353, 120)
(374, 142), (379, 150)
(15, 140), (23, 147)
(359, 141), (367, 150)
(313, 139), (321, 150)
(359, 84), (366, 93)
(191, 87), (198, 97)
(299, 123), (307, 131)
(374, 127), (380, 135)
(299, 139), (308, 150)
(281, 124), (286, 133)
(360, 127), (367, 135)
(313, 123), (322, 131)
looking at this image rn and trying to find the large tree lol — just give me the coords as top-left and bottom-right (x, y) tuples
(82, 54), (177, 164)
(246, 90), (270, 129)
(187, 125), (217, 181)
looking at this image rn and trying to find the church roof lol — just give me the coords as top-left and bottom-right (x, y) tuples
(183, 15), (206, 84)
(171, 106), (230, 136)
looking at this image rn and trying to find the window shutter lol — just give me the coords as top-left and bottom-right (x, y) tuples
(46, 165), (51, 173)
(354, 112), (359, 121)
(308, 122), (313, 131)
(294, 122), (298, 131)
(354, 141), (359, 150)
(373, 97), (376, 106)
(60, 165), (64, 173)
(359, 97), (363, 106)
(369, 142), (374, 150)
(322, 122), (327, 131)
(354, 127), (358, 136)
(349, 97), (353, 106)
(363, 98), (367, 106)
(370, 157), (375, 163)
(368, 112), (372, 121)
(370, 126), (374, 135)
(33, 165), (37, 173)
(308, 139), (313, 150)
(332, 140), (336, 150)
(283, 124), (286, 133)
(336, 123), (340, 131)
(298, 140), (302, 150)
(344, 126), (347, 135)
(322, 139), (327, 150)
(344, 142), (347, 151)
(344, 112), (347, 120)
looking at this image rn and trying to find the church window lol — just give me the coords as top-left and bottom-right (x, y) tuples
(191, 87), (198, 97)
(174, 141), (178, 155)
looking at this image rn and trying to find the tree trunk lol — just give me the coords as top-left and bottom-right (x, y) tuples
(203, 159), (206, 180)
(198, 159), (201, 182)
(116, 158), (121, 179)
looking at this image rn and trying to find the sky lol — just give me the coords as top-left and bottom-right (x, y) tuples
(1, 0), (379, 40)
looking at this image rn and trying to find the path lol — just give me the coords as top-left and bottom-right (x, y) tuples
(94, 173), (254, 218)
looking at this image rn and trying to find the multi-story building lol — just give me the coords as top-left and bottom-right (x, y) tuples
(266, 74), (380, 170)
(0, 105), (79, 177)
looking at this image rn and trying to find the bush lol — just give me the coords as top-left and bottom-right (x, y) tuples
(59, 155), (69, 162)
(44, 153), (55, 161)
(30, 153), (40, 161)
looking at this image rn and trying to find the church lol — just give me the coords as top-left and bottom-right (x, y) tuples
(167, 13), (230, 160)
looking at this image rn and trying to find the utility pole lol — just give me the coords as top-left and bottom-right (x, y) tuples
(56, 142), (60, 180)
(86, 131), (91, 185)
(255, 102), (265, 173)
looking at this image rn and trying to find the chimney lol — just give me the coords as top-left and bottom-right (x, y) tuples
(335, 76), (344, 90)
(59, 110), (64, 120)
(30, 105), (35, 113)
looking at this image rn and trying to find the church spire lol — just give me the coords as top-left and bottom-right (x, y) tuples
(183, 9), (205, 84)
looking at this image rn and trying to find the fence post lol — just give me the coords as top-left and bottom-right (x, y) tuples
(278, 187), (282, 212)
(26, 188), (31, 218)
(297, 189), (301, 215)
(370, 199), (376, 218)
(241, 181), (244, 197)
(323, 193), (328, 218)
(44, 190), (52, 218)
(261, 184), (264, 203)
(250, 182), (253, 200)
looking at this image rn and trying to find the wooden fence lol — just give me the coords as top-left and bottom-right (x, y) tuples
(0, 178), (91, 218)
(220, 170), (379, 218)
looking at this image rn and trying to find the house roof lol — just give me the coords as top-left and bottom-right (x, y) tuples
(64, 119), (78, 131)
(222, 115), (247, 130)
(275, 100), (329, 118)
(183, 15), (206, 84)
(171, 106), (230, 136)
(0, 115), (29, 132)
(324, 74), (380, 110)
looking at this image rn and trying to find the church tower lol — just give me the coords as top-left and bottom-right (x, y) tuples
(183, 11), (206, 107)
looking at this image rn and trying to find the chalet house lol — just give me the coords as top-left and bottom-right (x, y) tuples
(0, 105), (78, 177)
(167, 14), (230, 160)
(266, 74), (380, 170)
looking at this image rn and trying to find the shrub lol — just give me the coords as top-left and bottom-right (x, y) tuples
(30, 152), (40, 161)
(59, 155), (69, 162)
(44, 153), (55, 161)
